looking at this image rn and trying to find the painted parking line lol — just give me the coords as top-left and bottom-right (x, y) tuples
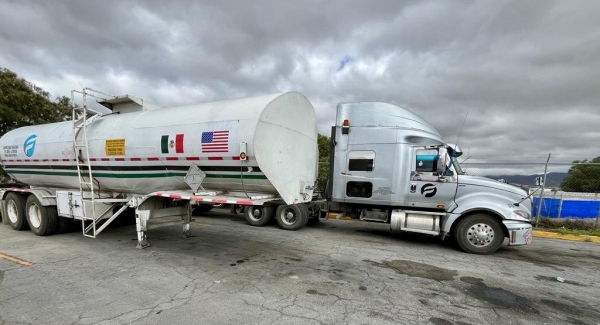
(0, 252), (32, 266)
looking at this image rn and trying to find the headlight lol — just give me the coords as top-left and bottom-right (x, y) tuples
(511, 209), (531, 221)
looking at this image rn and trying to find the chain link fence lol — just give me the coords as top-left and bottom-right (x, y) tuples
(461, 161), (600, 223)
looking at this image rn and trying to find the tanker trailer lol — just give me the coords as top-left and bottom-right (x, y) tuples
(0, 90), (318, 247)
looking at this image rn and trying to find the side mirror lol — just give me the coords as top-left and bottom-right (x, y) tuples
(437, 148), (449, 175)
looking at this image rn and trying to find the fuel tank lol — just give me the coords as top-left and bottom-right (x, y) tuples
(0, 92), (318, 204)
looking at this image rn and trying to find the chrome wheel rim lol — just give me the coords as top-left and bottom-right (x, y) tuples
(466, 223), (495, 247)
(248, 207), (263, 221)
(7, 200), (18, 223)
(280, 208), (297, 226)
(28, 203), (42, 228)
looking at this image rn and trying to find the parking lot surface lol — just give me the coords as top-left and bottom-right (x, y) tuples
(1, 210), (599, 325)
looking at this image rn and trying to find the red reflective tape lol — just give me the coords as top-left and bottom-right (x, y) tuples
(232, 156), (240, 160)
(166, 157), (179, 161)
(115, 158), (125, 161)
(147, 157), (160, 161)
(186, 157), (200, 161)
(89, 158), (97, 161)
(211, 198), (228, 203)
(130, 158), (142, 161)
(24, 159), (30, 162)
(208, 157), (223, 161)
(62, 159), (70, 162)
(190, 196), (205, 201)
(101, 158), (110, 161)
(156, 192), (163, 196)
(32, 159), (39, 162)
(175, 134), (184, 153)
(51, 159), (59, 162)
(16, 159), (22, 162)
(42, 159), (49, 162)
(236, 200), (253, 205)
(169, 194), (182, 199)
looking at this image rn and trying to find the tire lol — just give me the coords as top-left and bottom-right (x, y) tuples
(307, 217), (321, 225)
(5, 192), (28, 231)
(25, 195), (58, 236)
(305, 204), (322, 225)
(454, 214), (505, 254)
(193, 204), (213, 215)
(57, 216), (74, 233)
(275, 204), (308, 231)
(244, 205), (274, 227)
(298, 204), (310, 228)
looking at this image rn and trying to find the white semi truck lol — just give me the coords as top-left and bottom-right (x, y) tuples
(0, 89), (533, 254)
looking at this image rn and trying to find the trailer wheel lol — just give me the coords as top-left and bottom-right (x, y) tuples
(455, 214), (504, 254)
(57, 216), (74, 233)
(305, 204), (321, 225)
(244, 205), (274, 227)
(25, 195), (58, 236)
(193, 204), (213, 215)
(275, 204), (307, 230)
(298, 204), (310, 227)
(5, 192), (28, 231)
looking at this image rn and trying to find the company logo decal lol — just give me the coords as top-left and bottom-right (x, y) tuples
(23, 134), (37, 157)
(421, 183), (437, 198)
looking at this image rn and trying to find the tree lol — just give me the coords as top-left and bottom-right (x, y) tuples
(560, 157), (600, 192)
(0, 68), (72, 181)
(317, 134), (331, 191)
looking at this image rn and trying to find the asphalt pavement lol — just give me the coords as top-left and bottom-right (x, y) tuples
(1, 209), (599, 325)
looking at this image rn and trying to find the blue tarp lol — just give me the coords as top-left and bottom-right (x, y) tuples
(532, 197), (600, 219)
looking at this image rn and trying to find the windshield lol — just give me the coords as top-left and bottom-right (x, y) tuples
(452, 157), (465, 175)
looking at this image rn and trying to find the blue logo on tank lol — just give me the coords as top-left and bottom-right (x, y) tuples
(23, 134), (37, 157)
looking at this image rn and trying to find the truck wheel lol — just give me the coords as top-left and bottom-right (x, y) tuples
(25, 195), (58, 236)
(275, 204), (307, 230)
(244, 205), (274, 227)
(5, 192), (28, 231)
(455, 214), (504, 254)
(192, 204), (213, 215)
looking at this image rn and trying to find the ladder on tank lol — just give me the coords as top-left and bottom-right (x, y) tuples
(71, 88), (129, 238)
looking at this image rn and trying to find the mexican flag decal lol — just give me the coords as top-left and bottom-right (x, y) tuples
(161, 134), (184, 154)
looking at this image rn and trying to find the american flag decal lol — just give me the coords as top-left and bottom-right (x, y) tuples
(201, 130), (229, 153)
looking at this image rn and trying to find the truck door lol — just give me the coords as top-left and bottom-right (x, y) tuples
(406, 147), (457, 210)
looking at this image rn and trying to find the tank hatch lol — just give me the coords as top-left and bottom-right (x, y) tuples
(98, 95), (163, 114)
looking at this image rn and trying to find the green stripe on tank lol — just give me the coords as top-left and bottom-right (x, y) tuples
(6, 169), (268, 179)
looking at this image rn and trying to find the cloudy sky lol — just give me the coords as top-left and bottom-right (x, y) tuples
(1, 0), (598, 165)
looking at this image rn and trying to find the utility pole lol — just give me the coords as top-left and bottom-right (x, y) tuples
(535, 153), (551, 227)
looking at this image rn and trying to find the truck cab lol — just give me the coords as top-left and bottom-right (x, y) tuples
(325, 102), (533, 254)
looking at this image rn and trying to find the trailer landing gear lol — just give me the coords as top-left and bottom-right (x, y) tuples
(135, 210), (150, 249)
(135, 202), (193, 248)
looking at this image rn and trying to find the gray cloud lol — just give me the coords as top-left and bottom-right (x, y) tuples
(0, 0), (598, 164)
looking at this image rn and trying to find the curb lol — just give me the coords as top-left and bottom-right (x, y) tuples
(531, 230), (600, 243)
(327, 214), (599, 243)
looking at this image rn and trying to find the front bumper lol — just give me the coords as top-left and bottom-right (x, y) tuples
(503, 220), (533, 246)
